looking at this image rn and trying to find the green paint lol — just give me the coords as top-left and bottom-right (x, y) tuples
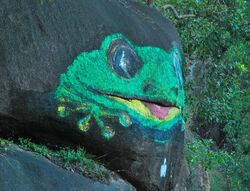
(54, 33), (185, 142)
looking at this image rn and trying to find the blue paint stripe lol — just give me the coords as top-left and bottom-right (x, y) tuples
(135, 120), (182, 143)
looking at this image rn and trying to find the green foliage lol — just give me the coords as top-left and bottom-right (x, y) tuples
(55, 147), (107, 178)
(185, 138), (250, 190)
(185, 139), (229, 171)
(19, 138), (49, 156)
(18, 138), (109, 181)
(56, 147), (89, 169)
(140, 0), (250, 190)
(0, 138), (12, 151)
(223, 152), (250, 191)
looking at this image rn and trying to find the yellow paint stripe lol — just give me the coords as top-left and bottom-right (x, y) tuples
(111, 96), (180, 122)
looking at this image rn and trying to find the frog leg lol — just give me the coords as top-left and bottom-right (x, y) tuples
(75, 104), (93, 132)
(96, 111), (132, 140)
(117, 112), (131, 127)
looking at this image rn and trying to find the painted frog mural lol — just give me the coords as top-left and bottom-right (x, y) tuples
(54, 33), (184, 143)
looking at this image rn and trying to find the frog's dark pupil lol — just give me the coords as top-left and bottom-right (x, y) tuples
(112, 47), (135, 78)
(108, 39), (142, 79)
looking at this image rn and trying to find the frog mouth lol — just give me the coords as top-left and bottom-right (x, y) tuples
(143, 102), (174, 119)
(87, 87), (181, 121)
(109, 95), (181, 121)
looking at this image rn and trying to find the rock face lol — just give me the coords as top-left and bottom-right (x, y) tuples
(0, 0), (184, 190)
(0, 144), (135, 191)
(173, 129), (212, 191)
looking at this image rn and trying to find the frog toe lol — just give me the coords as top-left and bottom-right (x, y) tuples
(102, 126), (115, 140)
(77, 115), (91, 132)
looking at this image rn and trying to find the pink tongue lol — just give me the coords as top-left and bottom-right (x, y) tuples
(144, 102), (171, 119)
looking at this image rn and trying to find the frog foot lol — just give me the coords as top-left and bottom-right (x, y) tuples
(58, 101), (124, 140)
(57, 104), (74, 118)
(57, 97), (69, 117)
(118, 112), (131, 127)
(77, 114), (91, 132)
(93, 113), (115, 140)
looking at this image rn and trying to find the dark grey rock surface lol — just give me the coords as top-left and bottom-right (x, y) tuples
(0, 0), (184, 190)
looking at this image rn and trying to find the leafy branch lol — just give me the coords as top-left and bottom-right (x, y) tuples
(161, 4), (196, 19)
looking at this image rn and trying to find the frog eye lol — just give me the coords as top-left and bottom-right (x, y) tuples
(173, 51), (183, 87)
(107, 39), (142, 79)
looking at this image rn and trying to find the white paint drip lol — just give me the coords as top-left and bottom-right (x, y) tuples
(160, 158), (167, 177)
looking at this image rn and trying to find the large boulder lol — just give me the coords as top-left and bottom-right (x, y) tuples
(0, 0), (185, 190)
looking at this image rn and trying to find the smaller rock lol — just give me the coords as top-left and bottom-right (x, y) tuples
(0, 143), (136, 191)
(187, 165), (211, 191)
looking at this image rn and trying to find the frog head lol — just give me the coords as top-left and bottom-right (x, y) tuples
(54, 33), (185, 143)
